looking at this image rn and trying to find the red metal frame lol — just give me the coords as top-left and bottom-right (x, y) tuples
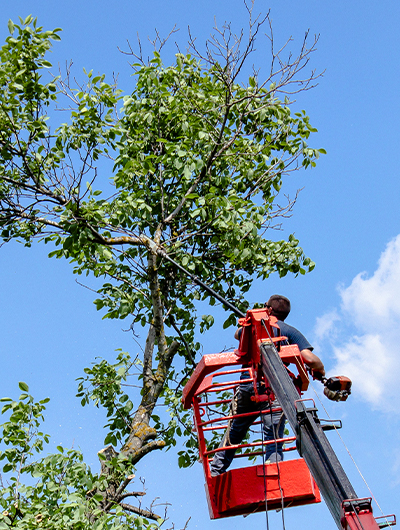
(182, 308), (396, 527)
(207, 460), (320, 518)
(182, 308), (321, 519)
(182, 309), (309, 408)
(341, 499), (396, 530)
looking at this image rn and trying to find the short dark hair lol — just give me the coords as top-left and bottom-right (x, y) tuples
(266, 295), (291, 321)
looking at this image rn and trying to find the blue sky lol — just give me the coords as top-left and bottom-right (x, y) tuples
(1, 1), (399, 528)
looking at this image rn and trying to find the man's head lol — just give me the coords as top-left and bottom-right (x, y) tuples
(266, 295), (291, 321)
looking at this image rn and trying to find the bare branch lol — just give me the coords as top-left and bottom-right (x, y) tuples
(148, 25), (180, 54)
(119, 25), (179, 67)
(118, 491), (146, 500)
(114, 474), (136, 499)
(119, 502), (161, 521)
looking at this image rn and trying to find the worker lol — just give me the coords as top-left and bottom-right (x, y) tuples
(210, 295), (325, 476)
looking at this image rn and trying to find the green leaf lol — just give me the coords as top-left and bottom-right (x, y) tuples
(7, 19), (14, 34)
(18, 382), (29, 392)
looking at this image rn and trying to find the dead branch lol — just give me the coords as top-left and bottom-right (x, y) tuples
(120, 502), (161, 521)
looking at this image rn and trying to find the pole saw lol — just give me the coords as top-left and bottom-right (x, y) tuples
(155, 245), (352, 402)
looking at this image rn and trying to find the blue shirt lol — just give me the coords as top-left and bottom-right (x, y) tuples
(276, 320), (313, 352)
(238, 320), (313, 381)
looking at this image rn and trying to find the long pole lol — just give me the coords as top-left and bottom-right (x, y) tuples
(157, 249), (246, 319)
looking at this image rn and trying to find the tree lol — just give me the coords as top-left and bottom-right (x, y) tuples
(0, 8), (324, 528)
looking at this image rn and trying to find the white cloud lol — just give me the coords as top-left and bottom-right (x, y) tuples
(315, 235), (400, 412)
(340, 234), (400, 328)
(313, 309), (340, 351)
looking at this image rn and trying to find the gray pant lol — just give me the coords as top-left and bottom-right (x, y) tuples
(210, 383), (285, 475)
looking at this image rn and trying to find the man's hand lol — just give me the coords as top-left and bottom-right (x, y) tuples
(310, 369), (325, 381)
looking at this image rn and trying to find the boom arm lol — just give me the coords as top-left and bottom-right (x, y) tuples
(260, 338), (393, 530)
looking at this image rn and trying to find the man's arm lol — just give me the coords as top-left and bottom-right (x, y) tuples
(234, 325), (325, 378)
(300, 349), (325, 378)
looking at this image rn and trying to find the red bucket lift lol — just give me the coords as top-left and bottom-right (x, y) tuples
(183, 308), (320, 518)
(182, 308), (396, 529)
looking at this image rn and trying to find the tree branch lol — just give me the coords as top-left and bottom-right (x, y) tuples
(120, 502), (161, 521)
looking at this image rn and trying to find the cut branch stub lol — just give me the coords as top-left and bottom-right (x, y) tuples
(98, 444), (119, 475)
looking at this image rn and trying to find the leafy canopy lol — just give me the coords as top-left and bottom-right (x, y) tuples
(0, 12), (324, 527)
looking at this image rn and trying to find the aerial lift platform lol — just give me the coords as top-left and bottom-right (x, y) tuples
(182, 307), (396, 530)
